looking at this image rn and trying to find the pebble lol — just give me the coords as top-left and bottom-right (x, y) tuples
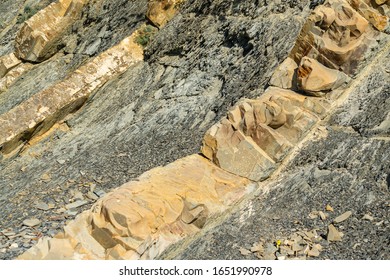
(239, 247), (252, 256)
(65, 200), (88, 209)
(35, 202), (50, 211)
(9, 243), (18, 249)
(327, 224), (342, 241)
(94, 189), (106, 198)
(333, 211), (352, 224)
(57, 159), (66, 164)
(362, 214), (374, 221)
(66, 209), (79, 216)
(0, 248), (6, 253)
(87, 191), (99, 200)
(318, 211), (327, 221)
(23, 218), (41, 227)
(326, 204), (334, 212)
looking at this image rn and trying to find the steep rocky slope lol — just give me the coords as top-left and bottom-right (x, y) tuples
(0, 0), (389, 260)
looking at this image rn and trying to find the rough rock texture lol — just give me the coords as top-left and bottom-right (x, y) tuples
(18, 155), (253, 260)
(147, 0), (184, 28)
(166, 40), (390, 261)
(15, 0), (89, 62)
(1, 0), (389, 261)
(0, 32), (143, 155)
(201, 88), (326, 181)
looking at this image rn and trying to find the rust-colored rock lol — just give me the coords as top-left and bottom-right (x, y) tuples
(201, 87), (326, 181)
(18, 155), (252, 260)
(15, 0), (89, 62)
(0, 32), (143, 155)
(147, 0), (184, 28)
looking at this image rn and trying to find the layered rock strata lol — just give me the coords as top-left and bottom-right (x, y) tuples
(12, 0), (390, 260)
(19, 155), (253, 260)
(15, 0), (89, 62)
(0, 33), (143, 155)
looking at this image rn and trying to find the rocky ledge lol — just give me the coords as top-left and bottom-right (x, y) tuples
(0, 0), (389, 260)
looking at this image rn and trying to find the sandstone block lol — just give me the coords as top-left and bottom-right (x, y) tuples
(0, 53), (21, 78)
(147, 0), (184, 28)
(269, 57), (298, 89)
(297, 57), (348, 96)
(15, 0), (89, 62)
(0, 33), (143, 155)
(290, 0), (374, 75)
(347, 0), (389, 31)
(202, 87), (323, 181)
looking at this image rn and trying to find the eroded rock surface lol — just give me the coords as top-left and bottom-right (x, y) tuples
(18, 155), (252, 260)
(15, 0), (89, 62)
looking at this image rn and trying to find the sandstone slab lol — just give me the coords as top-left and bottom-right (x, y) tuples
(0, 32), (143, 155)
(0, 53), (21, 78)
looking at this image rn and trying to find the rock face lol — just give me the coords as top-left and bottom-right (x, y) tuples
(0, 32), (143, 155)
(1, 0), (389, 261)
(18, 155), (252, 260)
(147, 0), (184, 27)
(0, 53), (21, 78)
(202, 88), (326, 181)
(15, 0), (89, 62)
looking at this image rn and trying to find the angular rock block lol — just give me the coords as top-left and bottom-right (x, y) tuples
(269, 57), (298, 90)
(147, 0), (184, 28)
(15, 0), (89, 62)
(18, 155), (252, 260)
(297, 56), (348, 96)
(0, 33), (143, 155)
(347, 0), (389, 31)
(202, 87), (325, 181)
(0, 53), (21, 78)
(290, 0), (375, 75)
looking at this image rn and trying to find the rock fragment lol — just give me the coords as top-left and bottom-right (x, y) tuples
(65, 200), (88, 210)
(327, 224), (342, 241)
(23, 219), (41, 227)
(333, 211), (352, 223)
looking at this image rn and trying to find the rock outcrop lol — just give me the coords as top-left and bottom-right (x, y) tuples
(0, 32), (143, 155)
(19, 155), (253, 260)
(15, 0), (89, 62)
(147, 0), (184, 28)
(1, 0), (389, 261)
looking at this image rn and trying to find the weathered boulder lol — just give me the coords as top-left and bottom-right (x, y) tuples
(297, 56), (348, 96)
(146, 0), (184, 28)
(14, 0), (89, 62)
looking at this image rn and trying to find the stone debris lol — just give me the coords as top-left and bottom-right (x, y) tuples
(318, 211), (327, 220)
(10, 243), (19, 249)
(252, 229), (324, 260)
(333, 211), (352, 223)
(35, 202), (52, 211)
(362, 214), (374, 221)
(65, 200), (88, 210)
(326, 204), (334, 212)
(93, 190), (106, 198)
(327, 224), (342, 241)
(22, 219), (41, 228)
(239, 247), (252, 256)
